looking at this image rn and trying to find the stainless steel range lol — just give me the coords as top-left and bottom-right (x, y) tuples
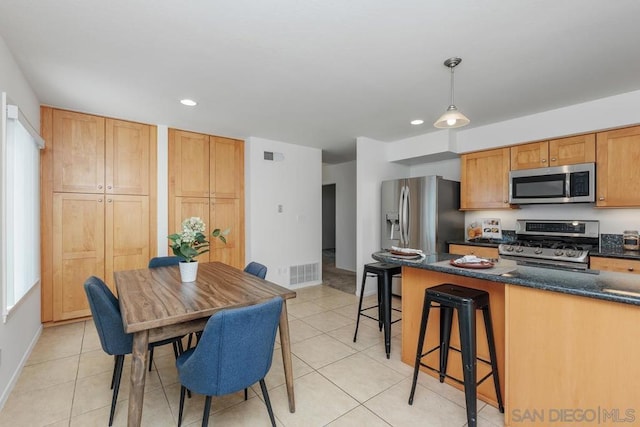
(498, 219), (599, 271)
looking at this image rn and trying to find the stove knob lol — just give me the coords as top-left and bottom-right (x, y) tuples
(534, 247), (543, 254)
(504, 245), (514, 252)
(554, 249), (565, 256)
(515, 246), (524, 253)
(565, 250), (577, 257)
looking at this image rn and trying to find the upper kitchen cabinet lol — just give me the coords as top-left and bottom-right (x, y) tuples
(596, 126), (640, 207)
(53, 110), (105, 193)
(170, 130), (244, 199)
(460, 147), (511, 210)
(210, 136), (244, 199)
(170, 129), (210, 197)
(510, 134), (595, 170)
(53, 111), (152, 194)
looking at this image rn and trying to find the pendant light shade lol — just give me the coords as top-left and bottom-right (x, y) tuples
(434, 57), (470, 129)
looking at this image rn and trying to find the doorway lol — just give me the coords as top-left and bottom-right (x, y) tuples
(322, 184), (336, 266)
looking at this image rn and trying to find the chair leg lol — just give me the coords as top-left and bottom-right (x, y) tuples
(244, 387), (248, 400)
(459, 304), (478, 427)
(409, 293), (431, 405)
(110, 355), (118, 389)
(178, 385), (187, 427)
(186, 333), (193, 350)
(202, 396), (212, 427)
(148, 347), (155, 371)
(482, 305), (504, 413)
(353, 269), (368, 342)
(109, 355), (125, 426)
(172, 341), (180, 359)
(439, 306), (454, 383)
(259, 379), (277, 427)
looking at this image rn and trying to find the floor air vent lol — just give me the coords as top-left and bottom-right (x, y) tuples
(289, 263), (320, 285)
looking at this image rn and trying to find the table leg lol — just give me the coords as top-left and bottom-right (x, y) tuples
(383, 273), (392, 358)
(278, 300), (295, 413)
(128, 330), (149, 427)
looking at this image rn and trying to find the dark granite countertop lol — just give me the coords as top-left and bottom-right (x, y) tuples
(590, 248), (640, 260)
(372, 251), (640, 306)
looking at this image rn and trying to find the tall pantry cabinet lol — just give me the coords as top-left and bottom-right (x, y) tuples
(41, 107), (157, 322)
(168, 129), (245, 269)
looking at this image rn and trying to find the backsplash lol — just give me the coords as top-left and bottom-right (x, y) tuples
(600, 234), (623, 251)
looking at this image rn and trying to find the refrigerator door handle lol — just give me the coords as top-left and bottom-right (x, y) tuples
(403, 185), (410, 244)
(398, 185), (406, 245)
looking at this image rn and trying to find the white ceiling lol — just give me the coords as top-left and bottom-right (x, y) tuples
(1, 1), (640, 163)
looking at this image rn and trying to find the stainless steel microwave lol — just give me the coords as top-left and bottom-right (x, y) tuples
(509, 162), (595, 204)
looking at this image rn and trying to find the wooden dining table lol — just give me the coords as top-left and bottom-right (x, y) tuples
(114, 261), (297, 427)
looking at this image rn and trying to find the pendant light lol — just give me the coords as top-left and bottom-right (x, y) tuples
(434, 57), (470, 129)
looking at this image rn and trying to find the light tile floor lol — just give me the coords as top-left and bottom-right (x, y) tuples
(0, 285), (504, 426)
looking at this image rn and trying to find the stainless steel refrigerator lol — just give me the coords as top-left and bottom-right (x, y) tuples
(381, 175), (464, 256)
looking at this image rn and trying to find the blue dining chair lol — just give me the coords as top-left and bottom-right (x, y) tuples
(244, 261), (268, 279)
(176, 297), (283, 427)
(147, 256), (187, 371)
(84, 276), (134, 426)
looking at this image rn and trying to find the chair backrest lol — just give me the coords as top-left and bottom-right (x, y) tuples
(244, 261), (268, 279)
(178, 297), (283, 396)
(84, 276), (133, 356)
(148, 256), (182, 268)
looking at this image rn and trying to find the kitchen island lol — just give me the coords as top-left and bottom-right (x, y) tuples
(373, 252), (640, 427)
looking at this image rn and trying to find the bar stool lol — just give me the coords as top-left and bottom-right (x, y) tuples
(408, 284), (504, 427)
(353, 262), (402, 358)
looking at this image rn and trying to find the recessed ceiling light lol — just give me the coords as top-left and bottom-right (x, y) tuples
(410, 119), (424, 125)
(180, 99), (197, 106)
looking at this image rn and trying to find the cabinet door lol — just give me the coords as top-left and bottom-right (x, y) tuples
(590, 257), (640, 275)
(53, 110), (105, 193)
(53, 193), (105, 321)
(210, 137), (243, 198)
(460, 148), (511, 210)
(172, 197), (211, 256)
(448, 244), (499, 259)
(106, 119), (150, 195)
(596, 126), (640, 207)
(548, 134), (595, 166)
(510, 141), (548, 170)
(170, 129), (210, 197)
(105, 195), (150, 291)
(210, 198), (244, 268)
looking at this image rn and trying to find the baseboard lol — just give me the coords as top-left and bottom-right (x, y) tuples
(0, 324), (43, 411)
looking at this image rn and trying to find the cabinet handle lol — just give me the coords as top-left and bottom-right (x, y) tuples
(504, 200), (509, 203)
(599, 196), (605, 201)
(628, 267), (635, 272)
(107, 185), (112, 190)
(551, 157), (557, 161)
(107, 199), (112, 203)
(98, 198), (103, 203)
(541, 159), (547, 163)
(98, 185), (103, 189)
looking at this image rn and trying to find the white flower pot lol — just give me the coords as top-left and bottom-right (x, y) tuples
(179, 261), (199, 282)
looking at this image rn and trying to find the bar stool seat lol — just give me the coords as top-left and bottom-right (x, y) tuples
(408, 283), (504, 427)
(353, 262), (401, 358)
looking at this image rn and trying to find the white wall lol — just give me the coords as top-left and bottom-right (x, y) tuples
(356, 137), (409, 296)
(322, 161), (356, 271)
(245, 137), (322, 288)
(0, 35), (43, 409)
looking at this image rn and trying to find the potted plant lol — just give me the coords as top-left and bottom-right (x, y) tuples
(168, 217), (229, 282)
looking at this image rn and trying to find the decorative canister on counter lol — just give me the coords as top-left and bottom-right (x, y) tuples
(623, 230), (640, 251)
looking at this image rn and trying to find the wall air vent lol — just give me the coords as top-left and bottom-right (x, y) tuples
(289, 263), (320, 285)
(264, 151), (285, 162)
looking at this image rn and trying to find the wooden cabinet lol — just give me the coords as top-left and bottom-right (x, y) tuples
(169, 129), (244, 269)
(460, 148), (511, 210)
(590, 256), (640, 275)
(170, 130), (244, 199)
(510, 134), (595, 170)
(448, 244), (499, 259)
(42, 107), (157, 323)
(596, 126), (640, 207)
